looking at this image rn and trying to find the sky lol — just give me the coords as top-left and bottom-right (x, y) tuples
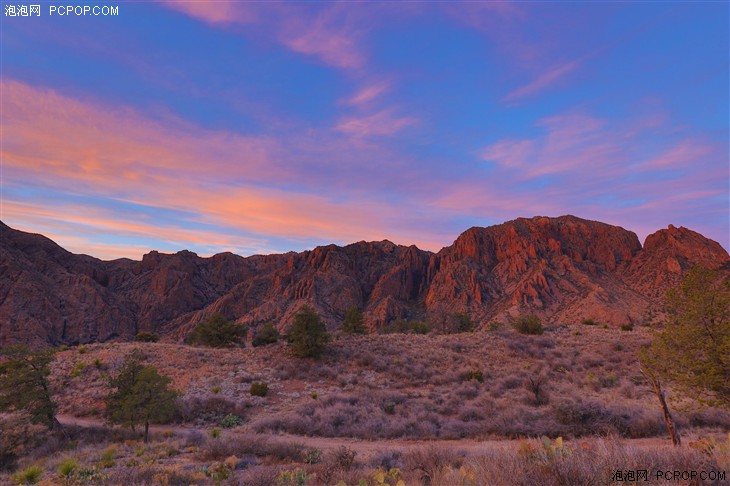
(1, 1), (728, 259)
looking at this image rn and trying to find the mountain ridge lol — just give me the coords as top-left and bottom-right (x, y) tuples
(1, 215), (728, 346)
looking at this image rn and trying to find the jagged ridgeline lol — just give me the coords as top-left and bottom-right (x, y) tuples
(1, 216), (728, 345)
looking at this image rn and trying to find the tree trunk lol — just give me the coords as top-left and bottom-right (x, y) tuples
(642, 369), (681, 446)
(144, 420), (150, 443)
(51, 416), (69, 439)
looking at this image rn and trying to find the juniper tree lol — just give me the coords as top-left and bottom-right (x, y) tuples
(187, 313), (247, 348)
(0, 345), (59, 430)
(640, 266), (730, 409)
(252, 322), (280, 347)
(106, 351), (178, 442)
(639, 266), (730, 446)
(286, 305), (330, 358)
(342, 305), (366, 335)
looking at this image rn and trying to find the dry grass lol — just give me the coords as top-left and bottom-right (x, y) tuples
(47, 326), (730, 441)
(2, 425), (728, 485)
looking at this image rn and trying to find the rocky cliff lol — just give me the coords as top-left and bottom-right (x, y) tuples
(1, 216), (727, 345)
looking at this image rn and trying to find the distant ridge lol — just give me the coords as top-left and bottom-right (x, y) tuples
(1, 216), (728, 345)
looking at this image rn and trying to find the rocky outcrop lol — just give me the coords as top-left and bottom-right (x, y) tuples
(1, 216), (727, 345)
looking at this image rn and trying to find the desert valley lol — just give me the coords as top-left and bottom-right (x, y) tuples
(1, 216), (729, 485)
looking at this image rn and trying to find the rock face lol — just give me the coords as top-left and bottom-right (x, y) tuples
(1, 216), (728, 345)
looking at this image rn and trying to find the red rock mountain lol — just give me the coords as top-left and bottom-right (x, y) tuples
(1, 216), (728, 345)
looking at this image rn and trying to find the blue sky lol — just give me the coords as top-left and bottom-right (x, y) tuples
(2, 1), (728, 258)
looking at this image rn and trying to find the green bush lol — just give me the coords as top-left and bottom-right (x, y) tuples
(69, 361), (86, 378)
(59, 345), (70, 352)
(384, 319), (431, 334)
(342, 305), (366, 335)
(250, 382), (269, 397)
(220, 414), (243, 428)
(134, 332), (159, 343)
(453, 313), (475, 333)
(57, 459), (77, 478)
(464, 369), (484, 383)
(285, 306), (330, 358)
(581, 318), (597, 326)
(620, 323), (634, 331)
(252, 322), (280, 347)
(209, 427), (221, 439)
(512, 314), (544, 335)
(211, 386), (221, 394)
(305, 448), (322, 464)
(12, 465), (42, 484)
(187, 313), (247, 348)
(206, 462), (232, 482)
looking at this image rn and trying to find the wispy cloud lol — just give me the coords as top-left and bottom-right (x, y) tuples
(343, 82), (390, 106)
(335, 109), (417, 138)
(161, 0), (255, 25)
(502, 59), (582, 102)
(161, 2), (368, 71)
(1, 79), (443, 256)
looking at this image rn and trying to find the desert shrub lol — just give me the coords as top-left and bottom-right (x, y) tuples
(252, 322), (280, 347)
(250, 382), (269, 397)
(463, 369), (484, 383)
(552, 399), (636, 437)
(371, 450), (403, 470)
(205, 461), (233, 482)
(512, 314), (544, 335)
(187, 313), (247, 348)
(69, 361), (86, 378)
(220, 414), (243, 428)
(12, 465), (43, 484)
(211, 385), (221, 394)
(384, 319), (431, 334)
(134, 332), (159, 342)
(581, 318), (598, 326)
(342, 305), (367, 335)
(331, 446), (357, 471)
(177, 395), (248, 422)
(0, 417), (47, 471)
(277, 468), (310, 486)
(238, 465), (283, 486)
(404, 446), (462, 485)
(57, 459), (78, 478)
(524, 374), (550, 406)
(453, 313), (475, 333)
(286, 306), (330, 358)
(620, 323), (634, 331)
(305, 448), (322, 464)
(209, 427), (221, 439)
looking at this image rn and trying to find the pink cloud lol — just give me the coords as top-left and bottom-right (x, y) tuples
(161, 0), (256, 25)
(502, 59), (582, 102)
(160, 2), (368, 71)
(343, 82), (390, 106)
(278, 9), (365, 70)
(335, 109), (417, 138)
(1, 79), (448, 257)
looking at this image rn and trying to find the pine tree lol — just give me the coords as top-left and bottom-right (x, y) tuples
(0, 346), (59, 429)
(106, 351), (179, 442)
(252, 322), (280, 347)
(286, 305), (330, 358)
(641, 266), (730, 409)
(342, 305), (366, 335)
(187, 313), (247, 348)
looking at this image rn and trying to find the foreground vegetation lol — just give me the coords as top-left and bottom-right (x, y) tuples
(1, 269), (728, 484)
(2, 420), (728, 485)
